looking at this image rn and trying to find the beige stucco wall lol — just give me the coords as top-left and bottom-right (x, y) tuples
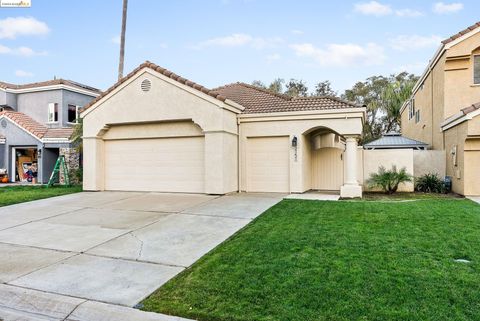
(362, 149), (414, 192)
(238, 112), (364, 193)
(444, 34), (480, 119)
(413, 150), (446, 178)
(401, 53), (445, 149)
(464, 136), (480, 196)
(81, 68), (240, 194)
(444, 122), (467, 195)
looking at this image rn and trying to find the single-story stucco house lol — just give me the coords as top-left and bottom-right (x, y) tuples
(80, 61), (366, 198)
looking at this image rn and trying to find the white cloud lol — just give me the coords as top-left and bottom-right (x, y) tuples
(354, 1), (392, 16)
(15, 70), (34, 77)
(433, 2), (463, 14)
(198, 33), (252, 47)
(395, 9), (424, 17)
(266, 53), (281, 63)
(0, 16), (49, 39)
(193, 33), (283, 50)
(291, 29), (304, 35)
(0, 44), (10, 54)
(0, 44), (47, 57)
(389, 34), (443, 51)
(355, 2), (423, 17)
(290, 42), (386, 67)
(111, 35), (120, 44)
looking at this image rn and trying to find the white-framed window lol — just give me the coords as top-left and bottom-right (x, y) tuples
(408, 99), (415, 120)
(474, 55), (480, 85)
(415, 109), (420, 123)
(67, 104), (80, 123)
(48, 103), (58, 123)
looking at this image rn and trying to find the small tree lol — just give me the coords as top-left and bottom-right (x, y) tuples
(268, 78), (285, 94)
(251, 80), (266, 88)
(313, 80), (337, 97)
(367, 165), (412, 194)
(285, 79), (308, 97)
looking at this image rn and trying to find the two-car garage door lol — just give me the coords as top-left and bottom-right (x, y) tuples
(104, 137), (205, 193)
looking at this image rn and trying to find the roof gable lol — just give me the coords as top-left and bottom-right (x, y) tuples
(82, 61), (231, 113)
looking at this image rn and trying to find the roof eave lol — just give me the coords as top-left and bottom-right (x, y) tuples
(441, 108), (480, 131)
(364, 145), (428, 149)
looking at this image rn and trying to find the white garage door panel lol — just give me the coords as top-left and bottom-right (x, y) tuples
(104, 137), (204, 193)
(246, 136), (289, 193)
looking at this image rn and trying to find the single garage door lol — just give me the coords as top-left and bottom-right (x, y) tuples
(104, 136), (205, 193)
(246, 136), (289, 193)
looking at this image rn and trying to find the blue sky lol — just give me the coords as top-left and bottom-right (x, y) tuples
(0, 0), (478, 93)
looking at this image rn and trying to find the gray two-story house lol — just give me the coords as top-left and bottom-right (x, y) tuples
(0, 79), (100, 184)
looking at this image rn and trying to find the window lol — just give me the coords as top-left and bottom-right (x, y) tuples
(415, 110), (420, 123)
(408, 99), (415, 120)
(48, 103), (58, 122)
(68, 104), (79, 123)
(474, 55), (480, 85)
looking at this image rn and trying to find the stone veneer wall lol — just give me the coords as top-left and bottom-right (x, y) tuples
(59, 147), (80, 184)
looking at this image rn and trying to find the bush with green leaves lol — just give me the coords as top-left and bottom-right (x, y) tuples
(367, 165), (413, 194)
(415, 173), (445, 193)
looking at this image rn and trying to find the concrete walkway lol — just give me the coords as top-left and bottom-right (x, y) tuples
(468, 197), (480, 205)
(0, 191), (283, 320)
(285, 191), (340, 201)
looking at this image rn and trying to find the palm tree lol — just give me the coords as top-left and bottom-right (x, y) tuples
(382, 79), (416, 133)
(118, 0), (128, 80)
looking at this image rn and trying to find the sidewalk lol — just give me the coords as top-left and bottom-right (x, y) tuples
(0, 284), (194, 321)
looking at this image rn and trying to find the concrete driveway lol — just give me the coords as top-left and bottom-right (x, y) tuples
(0, 191), (283, 320)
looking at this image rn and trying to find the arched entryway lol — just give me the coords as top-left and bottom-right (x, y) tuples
(304, 127), (345, 191)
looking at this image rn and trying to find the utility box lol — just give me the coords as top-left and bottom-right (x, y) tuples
(444, 176), (452, 193)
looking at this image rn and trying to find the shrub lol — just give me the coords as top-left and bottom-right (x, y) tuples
(415, 173), (445, 193)
(367, 165), (413, 194)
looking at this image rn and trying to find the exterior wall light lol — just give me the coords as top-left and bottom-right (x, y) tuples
(292, 136), (298, 162)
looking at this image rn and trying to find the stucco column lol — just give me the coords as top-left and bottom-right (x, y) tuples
(204, 131), (238, 195)
(340, 136), (362, 198)
(83, 137), (104, 191)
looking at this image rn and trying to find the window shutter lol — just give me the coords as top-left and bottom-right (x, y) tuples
(474, 55), (480, 85)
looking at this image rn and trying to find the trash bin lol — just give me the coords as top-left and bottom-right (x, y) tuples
(444, 176), (452, 193)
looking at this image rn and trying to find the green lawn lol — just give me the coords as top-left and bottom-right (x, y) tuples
(0, 185), (82, 207)
(142, 198), (480, 321)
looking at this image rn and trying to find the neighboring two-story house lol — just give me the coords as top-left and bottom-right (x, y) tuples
(0, 79), (100, 184)
(400, 21), (480, 196)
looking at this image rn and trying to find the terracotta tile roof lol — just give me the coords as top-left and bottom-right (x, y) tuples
(442, 21), (480, 44)
(82, 61), (227, 112)
(0, 79), (100, 94)
(82, 61), (361, 114)
(44, 128), (74, 139)
(0, 111), (73, 140)
(461, 102), (480, 115)
(0, 111), (47, 139)
(213, 82), (362, 114)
